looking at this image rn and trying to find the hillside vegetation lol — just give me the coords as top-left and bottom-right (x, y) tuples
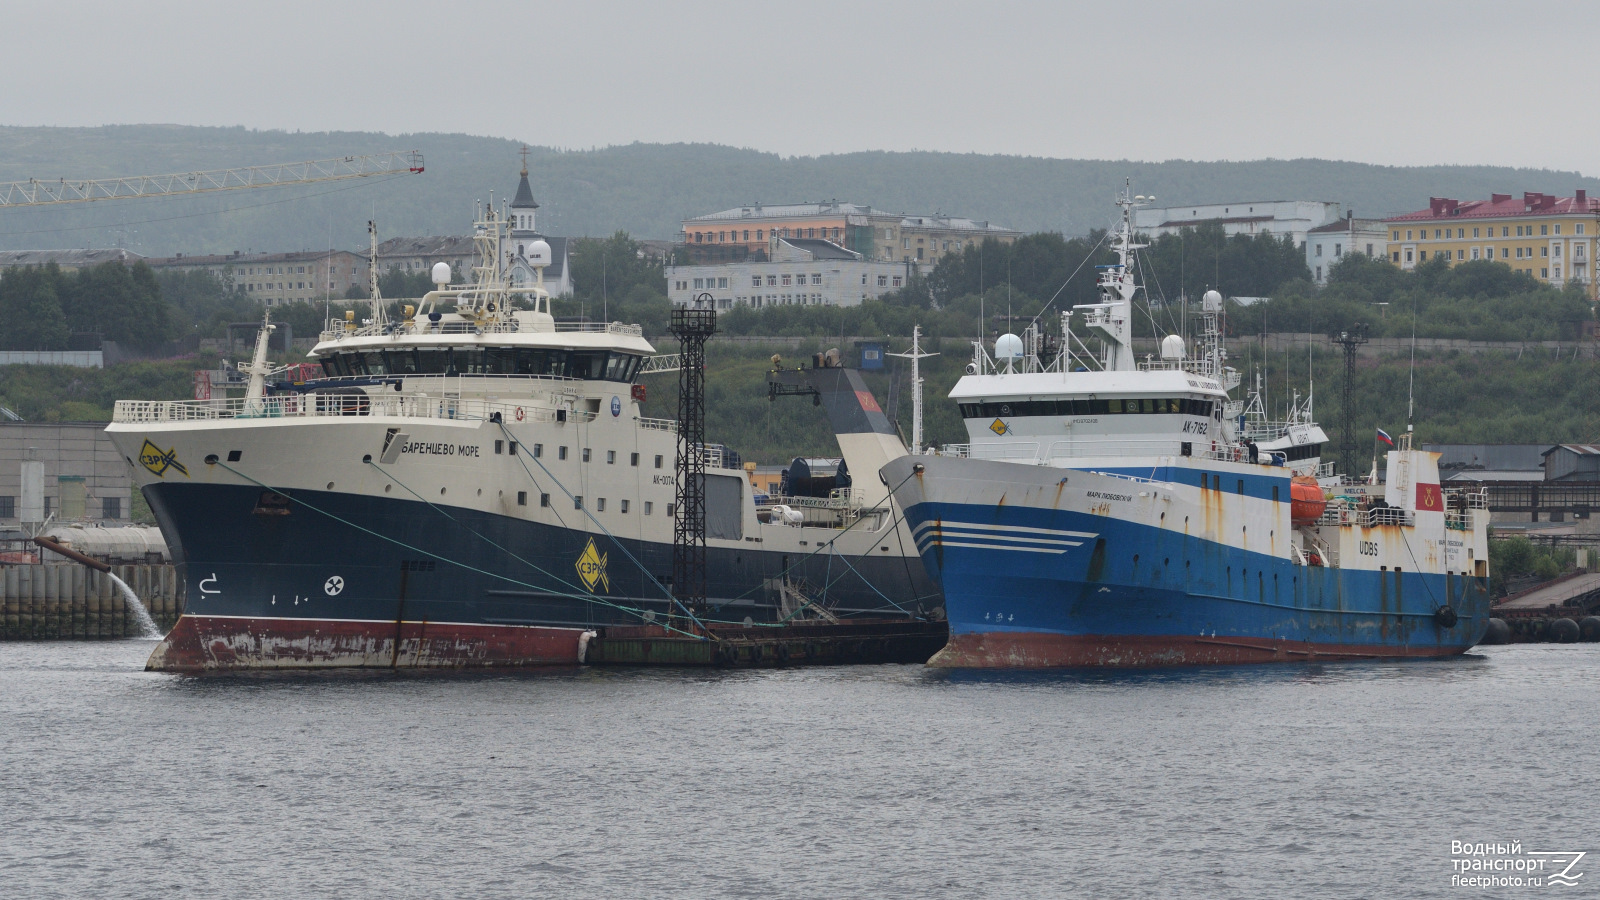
(3, 125), (1598, 255)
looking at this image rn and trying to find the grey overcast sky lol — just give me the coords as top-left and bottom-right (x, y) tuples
(5, 0), (1597, 173)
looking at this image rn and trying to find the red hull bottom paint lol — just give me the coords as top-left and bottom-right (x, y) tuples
(146, 615), (586, 673)
(927, 632), (1473, 669)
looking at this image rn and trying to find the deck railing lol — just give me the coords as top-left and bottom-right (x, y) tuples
(114, 394), (603, 426)
(319, 319), (644, 342)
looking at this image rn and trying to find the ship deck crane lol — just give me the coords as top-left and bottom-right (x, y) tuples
(0, 150), (423, 207)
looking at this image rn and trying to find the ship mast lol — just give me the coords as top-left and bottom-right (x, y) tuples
(1079, 184), (1145, 372)
(888, 324), (938, 455)
(366, 220), (388, 329)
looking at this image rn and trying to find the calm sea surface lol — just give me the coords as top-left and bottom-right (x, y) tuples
(1, 641), (1595, 899)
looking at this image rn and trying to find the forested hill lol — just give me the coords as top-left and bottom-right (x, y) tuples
(1, 125), (1596, 257)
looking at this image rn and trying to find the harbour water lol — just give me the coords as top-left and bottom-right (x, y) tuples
(1, 642), (1594, 899)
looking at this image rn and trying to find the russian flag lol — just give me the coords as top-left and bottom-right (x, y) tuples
(1376, 428), (1394, 447)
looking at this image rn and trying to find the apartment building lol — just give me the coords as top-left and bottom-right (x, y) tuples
(1304, 213), (1389, 283)
(680, 202), (1019, 266)
(0, 248), (144, 272)
(1134, 200), (1342, 247)
(1384, 192), (1600, 295)
(666, 238), (911, 309)
(146, 250), (369, 306)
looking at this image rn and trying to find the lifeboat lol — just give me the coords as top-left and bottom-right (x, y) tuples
(1289, 475), (1326, 525)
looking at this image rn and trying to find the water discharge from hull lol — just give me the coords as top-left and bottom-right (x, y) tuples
(107, 571), (162, 639)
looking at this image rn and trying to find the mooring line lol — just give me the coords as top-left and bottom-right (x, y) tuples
(216, 460), (704, 638)
(494, 420), (711, 635)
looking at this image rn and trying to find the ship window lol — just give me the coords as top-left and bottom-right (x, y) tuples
(531, 443), (540, 457)
(604, 353), (636, 381)
(630, 452), (639, 466)
(517, 491), (527, 506)
(384, 349), (419, 375)
(509, 442), (519, 455)
(1107, 399), (1123, 413)
(655, 454), (663, 469)
(596, 498), (605, 512)
(607, 450), (616, 464)
(575, 496), (583, 510)
(1237, 480), (1244, 495)
(482, 348), (518, 375)
(558, 446), (568, 460)
(415, 349), (449, 374)
(566, 351), (607, 380)
(494, 440), (503, 454)
(361, 352), (388, 375)
(540, 493), (550, 507)
(583, 448), (592, 462)
(621, 499), (630, 513)
(320, 356), (346, 377)
(644, 501), (653, 515)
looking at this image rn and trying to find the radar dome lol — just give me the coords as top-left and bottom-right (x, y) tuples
(1160, 334), (1186, 360)
(526, 239), (552, 267)
(431, 262), (452, 285)
(1202, 289), (1223, 312)
(995, 333), (1025, 360)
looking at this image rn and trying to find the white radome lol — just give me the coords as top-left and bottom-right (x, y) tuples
(431, 262), (452, 285)
(526, 239), (552, 267)
(994, 333), (1025, 360)
(1161, 334), (1186, 360)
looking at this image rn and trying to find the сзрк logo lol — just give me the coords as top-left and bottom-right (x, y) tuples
(138, 439), (189, 478)
(575, 537), (609, 593)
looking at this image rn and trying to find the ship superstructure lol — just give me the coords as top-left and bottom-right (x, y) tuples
(109, 201), (939, 672)
(883, 187), (1492, 667)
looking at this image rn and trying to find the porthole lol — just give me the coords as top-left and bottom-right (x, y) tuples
(384, 484), (392, 493)
(326, 482), (334, 490)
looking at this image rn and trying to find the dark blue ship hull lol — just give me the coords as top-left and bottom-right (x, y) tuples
(143, 482), (940, 671)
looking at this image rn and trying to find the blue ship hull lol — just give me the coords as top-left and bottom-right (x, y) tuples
(883, 456), (1491, 668)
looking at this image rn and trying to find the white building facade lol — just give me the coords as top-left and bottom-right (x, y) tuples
(666, 238), (912, 309)
(1304, 215), (1390, 284)
(1134, 199), (1342, 248)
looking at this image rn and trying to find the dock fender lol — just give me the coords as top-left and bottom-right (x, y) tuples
(577, 630), (598, 664)
(1433, 605), (1458, 629)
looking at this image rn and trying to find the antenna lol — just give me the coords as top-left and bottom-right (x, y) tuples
(1329, 324), (1369, 478)
(366, 220), (386, 327)
(888, 325), (938, 455)
(1407, 290), (1418, 439)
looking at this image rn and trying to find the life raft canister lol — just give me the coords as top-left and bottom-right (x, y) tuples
(1289, 475), (1327, 526)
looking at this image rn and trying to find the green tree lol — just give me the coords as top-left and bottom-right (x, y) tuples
(63, 261), (171, 347)
(155, 266), (257, 339)
(0, 265), (71, 350)
(568, 231), (667, 311)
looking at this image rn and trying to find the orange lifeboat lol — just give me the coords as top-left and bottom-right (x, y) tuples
(1289, 476), (1326, 525)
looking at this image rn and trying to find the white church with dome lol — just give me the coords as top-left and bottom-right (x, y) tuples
(504, 160), (572, 298)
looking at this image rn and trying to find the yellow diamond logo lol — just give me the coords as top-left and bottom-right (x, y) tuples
(138, 439), (189, 478)
(575, 536), (609, 593)
(989, 418), (1009, 436)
